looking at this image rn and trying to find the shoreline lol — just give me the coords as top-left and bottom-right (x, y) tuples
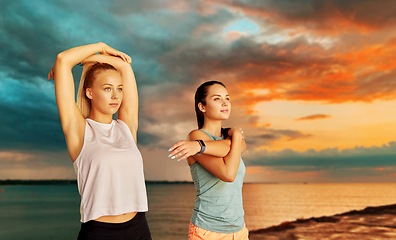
(250, 203), (396, 239)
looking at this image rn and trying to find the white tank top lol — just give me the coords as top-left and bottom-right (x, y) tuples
(73, 118), (148, 223)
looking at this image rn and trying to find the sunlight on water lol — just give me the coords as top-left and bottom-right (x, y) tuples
(243, 183), (396, 231)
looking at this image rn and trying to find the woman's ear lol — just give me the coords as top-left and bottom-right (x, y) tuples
(198, 102), (205, 113)
(86, 88), (93, 99)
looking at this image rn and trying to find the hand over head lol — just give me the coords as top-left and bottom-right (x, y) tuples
(100, 44), (132, 64)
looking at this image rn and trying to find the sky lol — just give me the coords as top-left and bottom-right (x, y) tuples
(1, 0), (396, 183)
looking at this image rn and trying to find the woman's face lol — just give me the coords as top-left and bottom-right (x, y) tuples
(86, 70), (123, 116)
(200, 84), (231, 121)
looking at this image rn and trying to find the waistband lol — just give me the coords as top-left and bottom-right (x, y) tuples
(82, 212), (145, 230)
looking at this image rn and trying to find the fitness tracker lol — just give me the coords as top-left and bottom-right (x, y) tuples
(195, 140), (206, 155)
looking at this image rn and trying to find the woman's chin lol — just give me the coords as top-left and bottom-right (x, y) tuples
(218, 116), (230, 121)
(110, 109), (120, 115)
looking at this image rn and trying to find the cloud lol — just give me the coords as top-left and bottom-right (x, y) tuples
(295, 114), (331, 121)
(217, 0), (396, 35)
(239, 141), (396, 182)
(247, 141), (396, 172)
(110, 0), (196, 15)
(0, 165), (76, 180)
(0, 149), (74, 179)
(242, 125), (312, 148)
(149, 0), (396, 110)
(162, 32), (396, 108)
(0, 151), (34, 161)
(0, 76), (66, 152)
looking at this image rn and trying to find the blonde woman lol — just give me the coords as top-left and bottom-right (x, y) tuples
(169, 81), (249, 240)
(48, 43), (151, 240)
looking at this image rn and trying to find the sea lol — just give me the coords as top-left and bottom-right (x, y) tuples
(1, 183), (396, 240)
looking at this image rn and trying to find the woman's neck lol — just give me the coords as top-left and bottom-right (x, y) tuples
(201, 120), (222, 138)
(88, 110), (113, 124)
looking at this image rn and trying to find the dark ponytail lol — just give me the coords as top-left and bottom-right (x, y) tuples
(194, 81), (230, 139)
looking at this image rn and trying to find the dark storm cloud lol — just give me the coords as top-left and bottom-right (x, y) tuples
(0, 78), (65, 151)
(0, 0), (189, 152)
(0, 1), (69, 84)
(0, 1), (85, 152)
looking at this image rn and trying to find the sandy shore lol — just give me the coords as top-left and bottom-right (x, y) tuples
(249, 203), (396, 240)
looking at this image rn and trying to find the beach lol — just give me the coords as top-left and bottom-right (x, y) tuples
(250, 204), (396, 240)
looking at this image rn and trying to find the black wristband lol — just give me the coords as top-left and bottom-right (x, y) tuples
(195, 140), (206, 155)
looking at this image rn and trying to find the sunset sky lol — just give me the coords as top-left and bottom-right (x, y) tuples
(1, 0), (396, 182)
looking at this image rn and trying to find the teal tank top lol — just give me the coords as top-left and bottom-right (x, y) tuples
(190, 129), (246, 233)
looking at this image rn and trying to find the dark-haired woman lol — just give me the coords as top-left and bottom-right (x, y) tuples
(169, 81), (249, 240)
(48, 43), (152, 240)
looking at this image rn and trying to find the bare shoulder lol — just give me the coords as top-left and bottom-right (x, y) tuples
(188, 129), (212, 141)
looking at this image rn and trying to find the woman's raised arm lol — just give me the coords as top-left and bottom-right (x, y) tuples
(48, 42), (130, 161)
(81, 54), (138, 141)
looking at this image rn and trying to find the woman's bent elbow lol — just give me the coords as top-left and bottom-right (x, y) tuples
(55, 52), (71, 66)
(56, 52), (66, 63)
(215, 168), (237, 182)
(222, 174), (237, 183)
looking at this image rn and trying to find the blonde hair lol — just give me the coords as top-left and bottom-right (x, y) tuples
(77, 62), (118, 118)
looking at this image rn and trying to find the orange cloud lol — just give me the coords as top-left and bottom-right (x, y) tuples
(159, 1), (396, 118)
(295, 114), (331, 121)
(203, 35), (396, 107)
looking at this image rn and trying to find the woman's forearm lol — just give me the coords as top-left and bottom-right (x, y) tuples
(202, 137), (246, 157)
(81, 53), (128, 70)
(56, 42), (105, 68)
(222, 134), (242, 182)
(202, 139), (232, 157)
